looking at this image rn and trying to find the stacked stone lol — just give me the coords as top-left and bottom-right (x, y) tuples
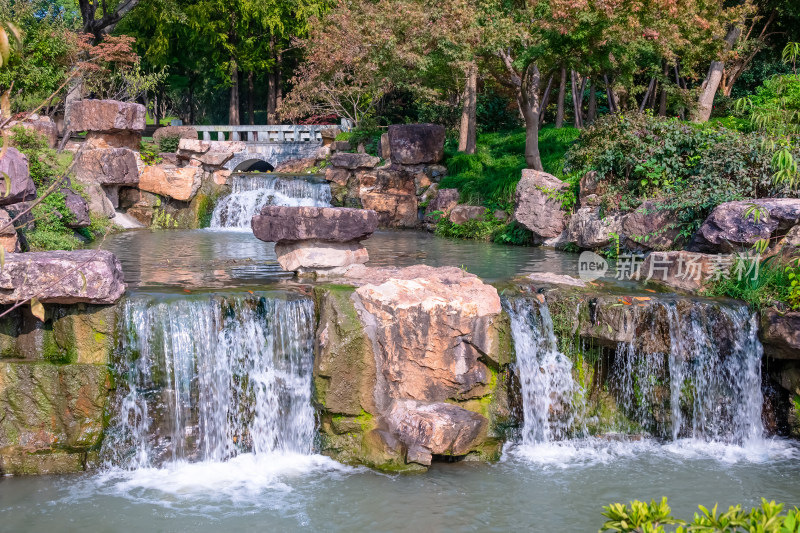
(68, 99), (146, 218)
(251, 206), (378, 276)
(0, 147), (37, 252)
(324, 123), (447, 228)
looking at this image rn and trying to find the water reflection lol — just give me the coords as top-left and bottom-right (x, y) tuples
(95, 228), (593, 290)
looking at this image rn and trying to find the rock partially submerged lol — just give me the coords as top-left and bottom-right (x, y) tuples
(315, 265), (512, 470)
(0, 250), (126, 305)
(274, 240), (369, 273)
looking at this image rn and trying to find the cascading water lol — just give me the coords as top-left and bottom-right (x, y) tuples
(210, 174), (332, 229)
(611, 301), (764, 444)
(504, 297), (580, 445)
(103, 293), (316, 469)
(505, 294), (765, 458)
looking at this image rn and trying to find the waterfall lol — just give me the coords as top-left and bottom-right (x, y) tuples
(504, 297), (580, 444)
(104, 293), (316, 469)
(612, 301), (764, 444)
(506, 295), (764, 449)
(210, 174), (332, 229)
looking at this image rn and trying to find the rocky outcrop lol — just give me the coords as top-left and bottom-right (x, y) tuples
(689, 198), (800, 253)
(358, 167), (418, 228)
(579, 170), (602, 207)
(0, 361), (111, 475)
(0, 147), (36, 206)
(513, 169), (569, 243)
(84, 131), (142, 151)
(639, 251), (718, 292)
(388, 124), (446, 165)
(566, 207), (622, 250)
(138, 164), (203, 202)
(760, 309), (800, 359)
(74, 148), (140, 186)
(621, 201), (684, 251)
(315, 266), (514, 470)
(0, 250), (126, 305)
(66, 99), (146, 133)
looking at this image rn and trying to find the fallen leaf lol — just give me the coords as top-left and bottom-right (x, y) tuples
(30, 298), (45, 322)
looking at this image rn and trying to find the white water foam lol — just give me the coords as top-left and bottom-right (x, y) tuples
(210, 175), (331, 229)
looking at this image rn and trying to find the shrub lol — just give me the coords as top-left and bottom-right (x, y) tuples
(156, 134), (181, 153)
(139, 141), (162, 165)
(600, 497), (800, 533)
(705, 256), (799, 311)
(564, 113), (798, 238)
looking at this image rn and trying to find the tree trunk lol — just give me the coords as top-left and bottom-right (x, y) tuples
(639, 77), (656, 113)
(188, 83), (195, 125)
(538, 74), (554, 126)
(458, 62), (478, 154)
(519, 63), (543, 171)
(694, 25), (742, 123)
(267, 36), (278, 124)
(555, 66), (567, 128)
(247, 71), (255, 125)
(571, 70), (586, 128)
(604, 74), (618, 113)
(276, 50), (283, 122)
(587, 80), (597, 124)
(658, 62), (668, 116)
(229, 61), (240, 126)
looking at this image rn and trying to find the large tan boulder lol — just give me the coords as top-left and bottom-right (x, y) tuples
(513, 169), (569, 243)
(0, 147), (36, 206)
(0, 250), (126, 305)
(138, 164), (202, 202)
(152, 126), (197, 144)
(66, 99), (146, 133)
(449, 205), (485, 224)
(358, 168), (417, 228)
(354, 267), (502, 401)
(74, 148), (140, 186)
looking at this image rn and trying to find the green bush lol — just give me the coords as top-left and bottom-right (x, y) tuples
(433, 210), (533, 245)
(600, 497), (800, 533)
(564, 113), (798, 239)
(8, 128), (111, 251)
(335, 126), (383, 156)
(157, 134), (181, 153)
(139, 141), (162, 165)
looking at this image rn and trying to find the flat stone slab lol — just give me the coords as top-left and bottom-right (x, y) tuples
(0, 250), (126, 305)
(67, 99), (146, 133)
(251, 206), (378, 244)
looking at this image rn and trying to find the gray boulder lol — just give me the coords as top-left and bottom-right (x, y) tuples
(513, 169), (569, 243)
(66, 99), (146, 133)
(61, 189), (91, 228)
(330, 152), (380, 170)
(621, 201), (684, 251)
(567, 207), (622, 250)
(0, 250), (126, 305)
(252, 206), (378, 244)
(388, 124), (445, 165)
(74, 148), (140, 186)
(689, 198), (800, 253)
(0, 148), (36, 206)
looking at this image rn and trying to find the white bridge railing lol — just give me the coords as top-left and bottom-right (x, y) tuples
(193, 125), (325, 143)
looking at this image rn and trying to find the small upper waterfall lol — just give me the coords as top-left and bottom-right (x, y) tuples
(210, 174), (332, 229)
(104, 293), (316, 469)
(504, 297), (581, 444)
(505, 295), (765, 447)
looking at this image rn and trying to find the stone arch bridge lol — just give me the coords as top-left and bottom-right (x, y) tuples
(193, 125), (329, 172)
